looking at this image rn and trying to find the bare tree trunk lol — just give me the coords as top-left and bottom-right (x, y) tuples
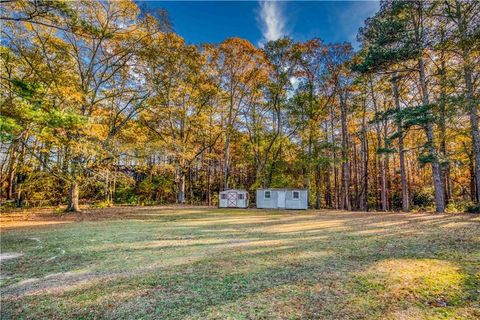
(419, 57), (445, 213)
(398, 125), (408, 212)
(325, 170), (332, 208)
(451, 0), (480, 203)
(6, 144), (17, 200)
(378, 147), (387, 209)
(372, 137), (379, 209)
(437, 42), (452, 205)
(468, 150), (476, 201)
(113, 164), (117, 204)
(324, 120), (333, 208)
(207, 156), (211, 206)
(370, 79), (387, 211)
(104, 169), (110, 203)
(352, 141), (359, 210)
(14, 142), (27, 208)
(330, 105), (339, 209)
(392, 75), (409, 211)
(177, 169), (186, 204)
(463, 55), (480, 203)
(384, 129), (390, 211)
(340, 91), (351, 211)
(360, 94), (369, 211)
(66, 181), (80, 212)
(224, 132), (230, 190)
(315, 163), (321, 209)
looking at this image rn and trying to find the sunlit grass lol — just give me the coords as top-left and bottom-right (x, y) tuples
(1, 208), (479, 319)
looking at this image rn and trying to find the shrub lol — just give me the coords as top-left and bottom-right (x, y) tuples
(92, 200), (112, 209)
(445, 202), (462, 213)
(465, 203), (480, 214)
(412, 188), (434, 208)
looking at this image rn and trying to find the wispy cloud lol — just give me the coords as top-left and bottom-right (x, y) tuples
(257, 1), (288, 46)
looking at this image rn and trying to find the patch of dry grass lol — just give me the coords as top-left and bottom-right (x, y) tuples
(1, 207), (479, 319)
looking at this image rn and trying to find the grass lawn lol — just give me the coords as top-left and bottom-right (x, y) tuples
(1, 207), (479, 319)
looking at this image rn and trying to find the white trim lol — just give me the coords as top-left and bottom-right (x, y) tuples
(264, 190), (271, 199)
(292, 191), (300, 200)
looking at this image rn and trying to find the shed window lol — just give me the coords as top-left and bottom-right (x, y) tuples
(221, 193), (227, 200)
(238, 193), (244, 200)
(293, 191), (300, 200)
(264, 190), (271, 199)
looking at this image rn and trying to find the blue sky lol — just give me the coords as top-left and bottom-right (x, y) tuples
(139, 1), (379, 49)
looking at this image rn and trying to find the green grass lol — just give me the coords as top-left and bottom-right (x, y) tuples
(1, 208), (479, 319)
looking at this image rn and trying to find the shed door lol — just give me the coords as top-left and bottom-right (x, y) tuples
(277, 191), (286, 208)
(227, 192), (237, 207)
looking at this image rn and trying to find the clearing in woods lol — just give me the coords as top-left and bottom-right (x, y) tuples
(0, 207), (479, 319)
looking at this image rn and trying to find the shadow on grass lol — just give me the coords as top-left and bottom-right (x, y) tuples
(1, 209), (479, 319)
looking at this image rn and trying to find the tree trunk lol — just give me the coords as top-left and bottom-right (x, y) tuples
(469, 151), (476, 201)
(463, 54), (480, 203)
(315, 163), (321, 209)
(418, 57), (445, 213)
(325, 170), (332, 208)
(437, 41), (452, 205)
(177, 170), (186, 204)
(104, 169), (110, 203)
(352, 141), (359, 210)
(392, 75), (409, 211)
(370, 79), (387, 211)
(66, 181), (81, 212)
(307, 131), (312, 207)
(330, 105), (339, 209)
(340, 90), (351, 211)
(6, 144), (17, 200)
(452, 0), (480, 204)
(207, 156), (211, 206)
(224, 132), (230, 190)
(398, 129), (408, 212)
(360, 94), (369, 211)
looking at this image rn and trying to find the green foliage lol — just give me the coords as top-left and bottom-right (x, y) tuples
(354, 1), (420, 74)
(465, 203), (480, 214)
(398, 104), (434, 129)
(92, 200), (112, 209)
(0, 116), (22, 141)
(418, 147), (437, 165)
(114, 186), (138, 205)
(15, 171), (66, 206)
(412, 188), (435, 208)
(445, 201), (478, 214)
(44, 109), (85, 130)
(11, 79), (42, 103)
(1, 0), (479, 212)
(134, 174), (176, 205)
(377, 147), (396, 155)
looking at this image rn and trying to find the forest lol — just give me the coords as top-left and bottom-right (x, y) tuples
(1, 0), (479, 213)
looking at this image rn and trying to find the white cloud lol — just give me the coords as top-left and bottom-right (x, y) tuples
(257, 1), (288, 46)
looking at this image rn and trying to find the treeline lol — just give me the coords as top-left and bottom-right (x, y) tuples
(1, 0), (479, 213)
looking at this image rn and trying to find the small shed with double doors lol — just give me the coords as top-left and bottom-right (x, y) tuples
(256, 188), (308, 209)
(219, 189), (249, 208)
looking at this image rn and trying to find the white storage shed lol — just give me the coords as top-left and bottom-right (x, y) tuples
(219, 189), (249, 208)
(256, 188), (308, 209)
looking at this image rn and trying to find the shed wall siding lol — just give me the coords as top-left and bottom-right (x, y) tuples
(219, 190), (249, 208)
(256, 189), (308, 209)
(256, 190), (278, 208)
(285, 190), (308, 209)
